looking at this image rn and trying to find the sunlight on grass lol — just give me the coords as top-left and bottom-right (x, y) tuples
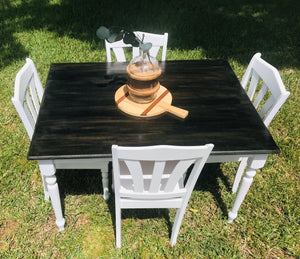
(83, 227), (115, 258)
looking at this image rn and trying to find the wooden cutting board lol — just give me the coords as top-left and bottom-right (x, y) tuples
(115, 85), (188, 119)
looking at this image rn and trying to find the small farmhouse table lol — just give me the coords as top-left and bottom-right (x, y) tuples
(28, 60), (279, 230)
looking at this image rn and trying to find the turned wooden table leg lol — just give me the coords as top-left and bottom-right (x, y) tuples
(99, 163), (110, 200)
(228, 154), (268, 224)
(38, 160), (65, 231)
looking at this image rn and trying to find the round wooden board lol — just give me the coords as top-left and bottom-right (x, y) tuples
(115, 85), (172, 117)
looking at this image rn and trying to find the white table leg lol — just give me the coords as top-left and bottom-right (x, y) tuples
(228, 154), (268, 223)
(38, 160), (65, 231)
(40, 173), (50, 201)
(99, 163), (110, 200)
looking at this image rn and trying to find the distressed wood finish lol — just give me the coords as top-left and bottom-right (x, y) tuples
(28, 60), (279, 160)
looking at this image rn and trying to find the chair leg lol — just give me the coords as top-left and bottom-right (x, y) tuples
(170, 207), (186, 246)
(115, 205), (121, 248)
(232, 157), (248, 193)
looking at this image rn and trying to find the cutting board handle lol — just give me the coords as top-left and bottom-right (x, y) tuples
(159, 101), (189, 119)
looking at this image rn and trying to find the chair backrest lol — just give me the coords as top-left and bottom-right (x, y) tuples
(11, 58), (44, 139)
(241, 53), (290, 127)
(112, 144), (213, 203)
(105, 31), (168, 62)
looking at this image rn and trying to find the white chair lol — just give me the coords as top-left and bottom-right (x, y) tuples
(105, 31), (168, 62)
(112, 144), (214, 248)
(232, 53), (290, 193)
(12, 58), (44, 139)
(12, 58), (110, 205)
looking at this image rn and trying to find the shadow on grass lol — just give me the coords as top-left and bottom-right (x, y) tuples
(194, 163), (232, 217)
(55, 162), (231, 238)
(56, 169), (104, 214)
(55, 166), (173, 237)
(1, 0), (299, 68)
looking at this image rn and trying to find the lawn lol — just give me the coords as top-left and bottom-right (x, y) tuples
(0, 0), (299, 258)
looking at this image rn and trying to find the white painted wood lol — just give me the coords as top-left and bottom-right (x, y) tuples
(123, 160), (144, 192)
(53, 158), (110, 169)
(12, 58), (44, 140)
(233, 53), (290, 193)
(164, 159), (195, 192)
(39, 160), (65, 231)
(232, 157), (248, 194)
(37, 150), (268, 232)
(133, 31), (168, 61)
(120, 198), (183, 208)
(149, 161), (165, 193)
(12, 59), (111, 231)
(12, 58), (51, 204)
(45, 174), (65, 231)
(112, 144), (213, 247)
(105, 31), (168, 62)
(228, 154), (268, 223)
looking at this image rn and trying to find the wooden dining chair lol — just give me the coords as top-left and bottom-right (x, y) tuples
(105, 31), (168, 62)
(12, 58), (110, 205)
(232, 53), (290, 193)
(111, 144), (214, 248)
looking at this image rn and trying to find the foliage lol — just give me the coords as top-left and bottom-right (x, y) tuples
(96, 26), (152, 52)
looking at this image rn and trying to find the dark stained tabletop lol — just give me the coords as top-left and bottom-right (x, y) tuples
(28, 60), (279, 160)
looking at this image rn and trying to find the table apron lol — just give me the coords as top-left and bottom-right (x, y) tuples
(53, 158), (111, 170)
(38, 153), (269, 170)
(207, 154), (269, 164)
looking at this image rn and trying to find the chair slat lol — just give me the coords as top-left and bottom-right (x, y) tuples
(124, 160), (144, 192)
(25, 91), (38, 121)
(23, 102), (36, 129)
(247, 70), (260, 101)
(253, 83), (268, 109)
(112, 47), (127, 62)
(164, 159), (195, 192)
(258, 95), (276, 120)
(149, 161), (165, 193)
(28, 75), (40, 113)
(149, 46), (160, 59)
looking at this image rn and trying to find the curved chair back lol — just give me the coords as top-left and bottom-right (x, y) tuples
(112, 144), (214, 247)
(105, 31), (168, 62)
(232, 53), (290, 194)
(12, 58), (44, 139)
(241, 53), (290, 127)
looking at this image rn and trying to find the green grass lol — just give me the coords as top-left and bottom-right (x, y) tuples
(1, 0), (299, 258)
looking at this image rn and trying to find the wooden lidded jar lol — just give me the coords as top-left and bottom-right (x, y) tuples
(126, 51), (161, 103)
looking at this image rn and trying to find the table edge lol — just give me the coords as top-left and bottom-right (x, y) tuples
(27, 149), (280, 161)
